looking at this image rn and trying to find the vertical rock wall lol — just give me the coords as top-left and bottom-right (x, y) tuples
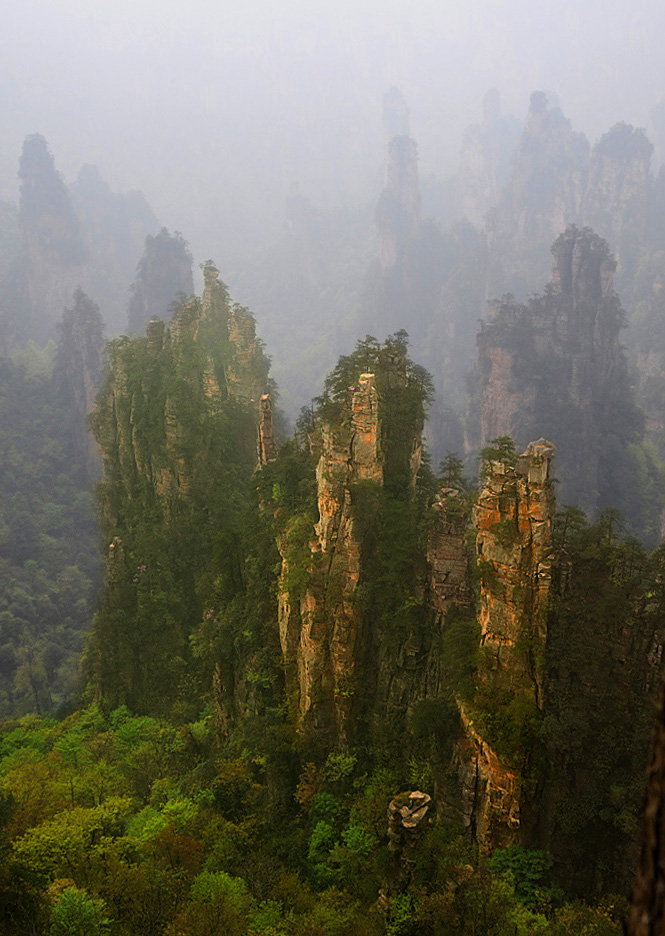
(427, 488), (472, 618)
(474, 439), (555, 705)
(451, 440), (555, 848)
(477, 226), (635, 517)
(280, 373), (382, 742)
(94, 261), (270, 518)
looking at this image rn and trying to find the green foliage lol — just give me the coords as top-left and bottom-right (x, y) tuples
(50, 887), (109, 936)
(541, 509), (658, 893)
(439, 453), (469, 491)
(440, 611), (480, 700)
(127, 228), (193, 334)
(88, 287), (275, 716)
(0, 340), (101, 717)
(488, 846), (555, 911)
(314, 332), (432, 434)
(13, 798), (131, 877)
(386, 893), (414, 935)
(480, 436), (518, 477)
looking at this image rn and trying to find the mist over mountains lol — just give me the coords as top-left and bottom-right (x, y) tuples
(4, 4), (665, 933)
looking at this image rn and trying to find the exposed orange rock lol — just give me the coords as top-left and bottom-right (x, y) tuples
(474, 439), (555, 705)
(449, 439), (555, 848)
(257, 393), (276, 465)
(454, 703), (521, 846)
(278, 373), (383, 741)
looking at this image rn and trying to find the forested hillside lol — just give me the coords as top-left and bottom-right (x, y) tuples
(1, 273), (662, 932)
(3, 47), (665, 934)
(0, 290), (103, 719)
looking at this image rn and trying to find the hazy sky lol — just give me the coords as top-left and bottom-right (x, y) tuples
(2, 0), (665, 269)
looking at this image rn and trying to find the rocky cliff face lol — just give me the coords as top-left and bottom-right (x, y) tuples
(53, 288), (105, 482)
(277, 339), (430, 745)
(449, 440), (555, 848)
(89, 264), (272, 713)
(477, 226), (641, 519)
(13, 135), (159, 342)
(70, 164), (159, 334)
(18, 134), (86, 338)
(475, 440), (555, 706)
(279, 372), (382, 742)
(93, 261), (270, 518)
(382, 87), (411, 140)
(427, 488), (472, 618)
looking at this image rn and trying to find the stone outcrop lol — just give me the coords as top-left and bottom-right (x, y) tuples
(382, 87), (411, 140)
(427, 488), (472, 617)
(53, 288), (105, 482)
(70, 163), (159, 334)
(279, 373), (382, 741)
(474, 440), (555, 705)
(226, 306), (267, 406)
(378, 791), (432, 912)
(257, 393), (276, 465)
(18, 134), (86, 338)
(13, 134), (158, 342)
(278, 337), (430, 743)
(454, 704), (521, 846)
(477, 226), (639, 517)
(448, 440), (554, 849)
